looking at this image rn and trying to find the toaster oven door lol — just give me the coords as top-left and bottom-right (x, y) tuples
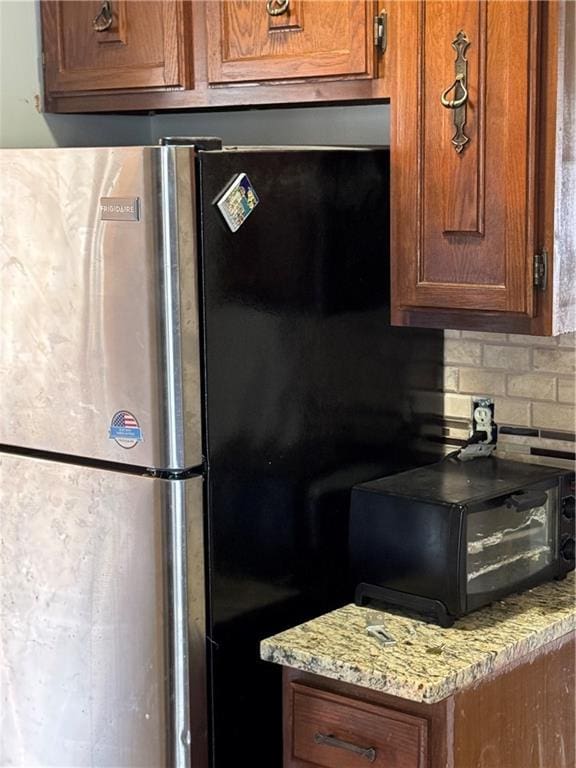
(465, 479), (558, 600)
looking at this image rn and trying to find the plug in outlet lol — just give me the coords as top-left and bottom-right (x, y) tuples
(472, 397), (497, 445)
(459, 397), (497, 461)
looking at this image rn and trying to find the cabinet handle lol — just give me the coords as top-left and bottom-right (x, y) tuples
(314, 732), (377, 762)
(92, 0), (113, 32)
(440, 74), (468, 109)
(439, 30), (471, 153)
(266, 0), (290, 17)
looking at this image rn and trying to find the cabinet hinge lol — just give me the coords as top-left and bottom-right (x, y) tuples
(533, 250), (548, 291)
(374, 10), (387, 54)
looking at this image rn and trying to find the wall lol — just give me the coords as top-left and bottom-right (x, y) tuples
(0, 0), (149, 148)
(150, 104), (390, 147)
(442, 331), (575, 469)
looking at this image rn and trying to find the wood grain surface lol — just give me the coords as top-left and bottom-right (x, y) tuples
(453, 634), (576, 767)
(41, 0), (392, 110)
(392, 0), (539, 317)
(288, 680), (428, 768)
(41, 0), (190, 94)
(206, 0), (372, 84)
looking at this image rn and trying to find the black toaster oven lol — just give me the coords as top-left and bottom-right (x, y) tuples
(349, 457), (575, 626)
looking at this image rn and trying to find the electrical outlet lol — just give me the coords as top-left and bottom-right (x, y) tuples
(458, 397), (498, 461)
(458, 395), (498, 461)
(471, 397), (497, 445)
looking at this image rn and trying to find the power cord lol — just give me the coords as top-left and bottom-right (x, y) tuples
(442, 429), (494, 463)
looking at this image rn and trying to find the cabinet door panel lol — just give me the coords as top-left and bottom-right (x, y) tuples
(289, 682), (428, 768)
(42, 0), (188, 94)
(288, 682), (428, 768)
(392, 0), (538, 316)
(206, 0), (372, 84)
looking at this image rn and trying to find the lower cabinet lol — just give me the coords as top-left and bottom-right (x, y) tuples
(290, 682), (428, 767)
(282, 633), (575, 768)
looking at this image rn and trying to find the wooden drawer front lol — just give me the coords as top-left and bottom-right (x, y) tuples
(206, 1), (372, 85)
(290, 683), (428, 768)
(41, 1), (188, 94)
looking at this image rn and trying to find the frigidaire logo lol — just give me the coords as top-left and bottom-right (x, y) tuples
(102, 203), (134, 214)
(100, 197), (140, 221)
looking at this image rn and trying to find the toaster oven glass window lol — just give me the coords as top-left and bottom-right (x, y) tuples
(466, 488), (557, 595)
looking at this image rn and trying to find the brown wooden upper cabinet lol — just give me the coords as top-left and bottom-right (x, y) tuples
(390, 0), (575, 335)
(205, 1), (373, 85)
(41, 0), (391, 112)
(41, 1), (192, 96)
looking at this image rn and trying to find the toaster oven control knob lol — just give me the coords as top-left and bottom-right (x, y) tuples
(562, 496), (575, 520)
(560, 537), (575, 561)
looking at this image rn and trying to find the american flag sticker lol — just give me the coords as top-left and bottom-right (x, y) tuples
(109, 410), (143, 449)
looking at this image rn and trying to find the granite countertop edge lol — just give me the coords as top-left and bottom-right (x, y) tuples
(260, 576), (576, 704)
(261, 612), (576, 704)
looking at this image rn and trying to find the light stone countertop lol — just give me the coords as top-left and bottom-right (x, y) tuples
(260, 573), (575, 704)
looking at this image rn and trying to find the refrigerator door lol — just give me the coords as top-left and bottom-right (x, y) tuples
(0, 452), (206, 768)
(0, 146), (201, 471)
(197, 147), (443, 767)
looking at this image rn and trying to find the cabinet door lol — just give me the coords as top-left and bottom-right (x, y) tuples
(41, 0), (189, 94)
(286, 681), (428, 767)
(206, 0), (373, 84)
(391, 1), (540, 325)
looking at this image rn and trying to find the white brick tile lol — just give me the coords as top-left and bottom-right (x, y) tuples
(458, 368), (506, 396)
(483, 345), (530, 371)
(533, 402), (576, 432)
(443, 393), (473, 420)
(532, 347), (575, 374)
(443, 366), (459, 392)
(531, 456), (575, 470)
(461, 331), (503, 341)
(493, 397), (531, 427)
(443, 425), (470, 440)
(498, 432), (576, 453)
(494, 450), (575, 471)
(440, 325), (575, 440)
(444, 339), (482, 366)
(558, 332), (576, 348)
(506, 374), (556, 401)
(507, 333), (558, 346)
(558, 377), (576, 405)
(496, 442), (531, 455)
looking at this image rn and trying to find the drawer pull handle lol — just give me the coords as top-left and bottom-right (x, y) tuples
(266, 0), (290, 16)
(314, 732), (377, 762)
(92, 0), (113, 32)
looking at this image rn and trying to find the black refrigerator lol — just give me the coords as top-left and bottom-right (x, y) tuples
(0, 141), (443, 768)
(197, 145), (442, 767)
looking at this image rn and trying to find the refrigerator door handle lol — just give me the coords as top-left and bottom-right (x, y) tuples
(166, 482), (192, 768)
(164, 474), (207, 768)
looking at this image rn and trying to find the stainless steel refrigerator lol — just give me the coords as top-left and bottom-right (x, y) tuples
(0, 141), (443, 768)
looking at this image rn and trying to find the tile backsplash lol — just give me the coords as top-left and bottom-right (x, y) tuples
(441, 330), (576, 470)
